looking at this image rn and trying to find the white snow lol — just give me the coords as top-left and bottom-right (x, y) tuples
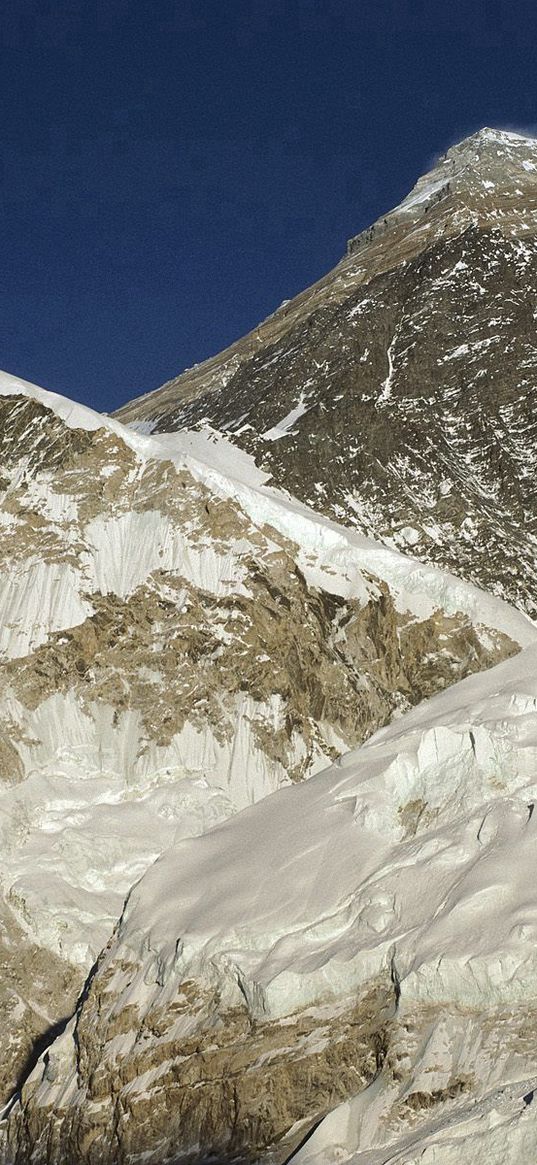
(442, 343), (470, 361)
(0, 689), (295, 964)
(0, 560), (93, 658)
(398, 526), (421, 546)
(292, 1074), (537, 1164)
(81, 510), (250, 599)
(377, 331), (397, 404)
(0, 370), (120, 434)
(22, 641), (537, 1162)
(349, 298), (372, 318)
(261, 391), (313, 441)
(102, 644), (537, 1015)
(2, 369), (531, 649)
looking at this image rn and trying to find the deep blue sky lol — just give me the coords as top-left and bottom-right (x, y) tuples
(3, 0), (537, 412)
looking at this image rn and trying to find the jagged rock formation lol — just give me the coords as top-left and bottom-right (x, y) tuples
(115, 128), (537, 614)
(0, 370), (522, 1114)
(4, 128), (537, 1165)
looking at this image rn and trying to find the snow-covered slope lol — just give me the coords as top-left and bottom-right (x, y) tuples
(114, 128), (537, 613)
(5, 125), (537, 1165)
(0, 369), (522, 1109)
(7, 644), (537, 1163)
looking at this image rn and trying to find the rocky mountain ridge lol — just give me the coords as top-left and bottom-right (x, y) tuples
(115, 128), (537, 614)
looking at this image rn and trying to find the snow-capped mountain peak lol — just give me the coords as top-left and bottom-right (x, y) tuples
(4, 128), (537, 1165)
(347, 124), (537, 254)
(114, 128), (537, 616)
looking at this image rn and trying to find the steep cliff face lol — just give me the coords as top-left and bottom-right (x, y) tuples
(8, 646), (537, 1165)
(115, 129), (537, 613)
(0, 371), (520, 1111)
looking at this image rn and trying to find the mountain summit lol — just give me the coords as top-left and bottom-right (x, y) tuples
(348, 125), (537, 253)
(115, 127), (537, 614)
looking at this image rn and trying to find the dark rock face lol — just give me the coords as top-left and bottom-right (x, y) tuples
(0, 396), (93, 475)
(115, 130), (537, 613)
